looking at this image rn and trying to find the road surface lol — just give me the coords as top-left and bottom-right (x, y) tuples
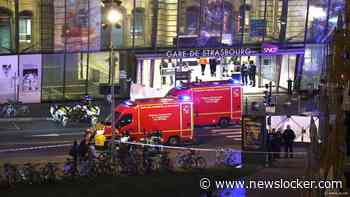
(0, 119), (242, 163)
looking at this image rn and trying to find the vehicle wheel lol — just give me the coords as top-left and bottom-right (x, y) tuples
(219, 118), (230, 128)
(168, 136), (180, 146)
(195, 157), (207, 169)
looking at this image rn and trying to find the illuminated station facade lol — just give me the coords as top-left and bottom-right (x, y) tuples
(0, 0), (345, 102)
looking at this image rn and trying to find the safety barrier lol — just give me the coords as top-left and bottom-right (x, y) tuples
(0, 140), (307, 155)
(0, 144), (71, 154)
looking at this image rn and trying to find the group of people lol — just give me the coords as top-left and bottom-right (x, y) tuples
(69, 128), (97, 168)
(240, 60), (257, 87)
(268, 125), (296, 159)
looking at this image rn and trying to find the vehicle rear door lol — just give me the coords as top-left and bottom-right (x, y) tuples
(180, 102), (193, 138)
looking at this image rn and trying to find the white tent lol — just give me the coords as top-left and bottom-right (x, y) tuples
(129, 83), (168, 101)
(268, 115), (320, 143)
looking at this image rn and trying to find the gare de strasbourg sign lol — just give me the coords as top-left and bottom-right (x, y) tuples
(165, 44), (279, 58)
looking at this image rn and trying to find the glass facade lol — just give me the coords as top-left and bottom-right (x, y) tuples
(0, 0), (345, 102)
(0, 0), (345, 52)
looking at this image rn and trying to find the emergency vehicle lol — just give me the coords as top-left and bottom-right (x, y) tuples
(166, 80), (242, 127)
(95, 97), (194, 146)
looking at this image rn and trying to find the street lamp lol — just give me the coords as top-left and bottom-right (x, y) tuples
(106, 2), (122, 153)
(107, 9), (122, 24)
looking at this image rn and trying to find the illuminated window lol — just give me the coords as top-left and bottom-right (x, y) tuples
(131, 8), (145, 37)
(0, 7), (12, 52)
(19, 11), (32, 43)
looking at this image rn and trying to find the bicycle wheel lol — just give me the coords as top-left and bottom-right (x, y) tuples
(196, 157), (207, 169)
(150, 159), (160, 172)
(180, 157), (196, 169)
(97, 152), (108, 162)
(121, 156), (137, 175)
(161, 157), (171, 171)
(195, 157), (207, 169)
(175, 155), (186, 169)
(110, 161), (121, 176)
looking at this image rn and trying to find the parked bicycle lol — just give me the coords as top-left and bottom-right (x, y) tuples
(97, 146), (121, 176)
(215, 148), (241, 167)
(40, 162), (59, 183)
(0, 100), (30, 118)
(3, 163), (18, 187)
(16, 163), (41, 185)
(79, 158), (99, 178)
(175, 150), (207, 169)
(149, 150), (172, 172)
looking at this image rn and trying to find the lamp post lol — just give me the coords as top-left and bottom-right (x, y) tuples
(106, 1), (122, 152)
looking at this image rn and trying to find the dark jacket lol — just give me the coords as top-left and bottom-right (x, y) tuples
(241, 65), (248, 74)
(78, 139), (89, 158)
(272, 131), (283, 149)
(249, 64), (256, 74)
(282, 129), (296, 144)
(69, 142), (79, 158)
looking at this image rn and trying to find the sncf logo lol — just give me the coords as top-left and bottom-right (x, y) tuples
(263, 47), (278, 53)
(262, 43), (278, 54)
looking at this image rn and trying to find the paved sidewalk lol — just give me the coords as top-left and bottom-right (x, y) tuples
(0, 100), (111, 122)
(245, 146), (309, 197)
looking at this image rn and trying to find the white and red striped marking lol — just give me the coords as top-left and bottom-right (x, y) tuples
(196, 127), (242, 141)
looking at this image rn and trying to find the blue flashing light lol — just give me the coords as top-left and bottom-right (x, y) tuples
(84, 95), (92, 101)
(229, 78), (241, 85)
(179, 95), (191, 101)
(219, 187), (246, 197)
(230, 73), (241, 84)
(123, 100), (135, 106)
(175, 85), (183, 89)
(233, 79), (240, 84)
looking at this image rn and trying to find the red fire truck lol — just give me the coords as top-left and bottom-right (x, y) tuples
(166, 80), (242, 127)
(95, 97), (194, 146)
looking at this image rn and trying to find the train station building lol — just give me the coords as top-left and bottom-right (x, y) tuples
(0, 0), (345, 102)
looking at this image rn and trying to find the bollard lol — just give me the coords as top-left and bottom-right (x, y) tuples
(298, 95), (301, 113)
(245, 97), (248, 115)
(287, 79), (293, 95)
(275, 95), (278, 108)
(265, 152), (269, 167)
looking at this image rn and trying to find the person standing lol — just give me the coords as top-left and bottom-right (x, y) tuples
(249, 60), (257, 87)
(69, 140), (79, 170)
(209, 58), (217, 77)
(241, 64), (248, 85)
(273, 128), (283, 158)
(160, 59), (168, 85)
(168, 59), (175, 85)
(282, 125), (296, 158)
(199, 57), (208, 76)
(269, 128), (276, 160)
